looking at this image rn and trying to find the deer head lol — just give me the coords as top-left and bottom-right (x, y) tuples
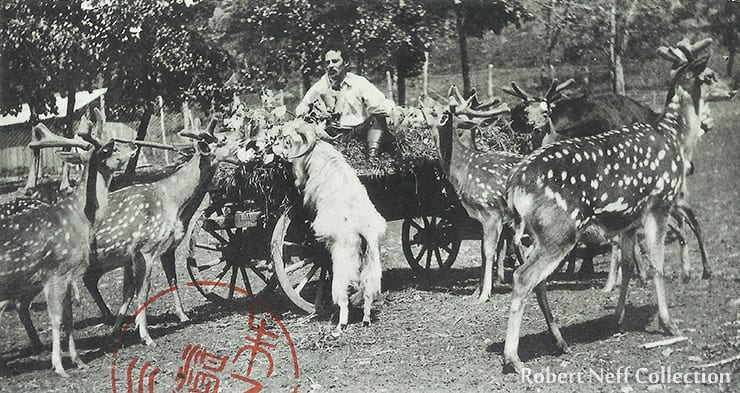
(504, 79), (575, 134)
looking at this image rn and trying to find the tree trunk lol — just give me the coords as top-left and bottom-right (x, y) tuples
(608, 3), (626, 95)
(396, 71), (406, 106)
(125, 102), (154, 175)
(455, 5), (472, 96)
(59, 89), (77, 191)
(64, 89), (76, 138)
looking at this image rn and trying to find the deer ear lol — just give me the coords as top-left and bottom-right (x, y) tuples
(55, 151), (84, 165)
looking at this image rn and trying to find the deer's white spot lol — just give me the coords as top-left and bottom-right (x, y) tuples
(547, 169), (554, 179)
(602, 197), (629, 213)
(591, 179), (599, 189)
(575, 153), (582, 162)
(600, 193), (609, 201)
(614, 163), (620, 170)
(570, 209), (579, 220)
(570, 177), (576, 185)
(561, 172), (567, 181)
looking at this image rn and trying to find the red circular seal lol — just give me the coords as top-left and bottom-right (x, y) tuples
(110, 281), (300, 393)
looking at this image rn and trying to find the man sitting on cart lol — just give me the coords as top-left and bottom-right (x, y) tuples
(295, 44), (395, 158)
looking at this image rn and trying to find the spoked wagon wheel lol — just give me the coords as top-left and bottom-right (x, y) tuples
(187, 206), (277, 304)
(271, 206), (331, 314)
(402, 213), (461, 274)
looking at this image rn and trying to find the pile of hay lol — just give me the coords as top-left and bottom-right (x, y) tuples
(211, 109), (526, 219)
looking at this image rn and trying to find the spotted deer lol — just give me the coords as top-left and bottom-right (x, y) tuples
(501, 38), (736, 374)
(427, 87), (518, 302)
(0, 113), (135, 376)
(84, 110), (240, 346)
(506, 79), (720, 284)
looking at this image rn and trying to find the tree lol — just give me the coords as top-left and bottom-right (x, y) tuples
(351, 0), (442, 105)
(689, 1), (739, 83)
(425, 0), (531, 96)
(91, 0), (234, 172)
(1, 0), (101, 135)
(219, 0), (440, 105)
(560, 0), (680, 94)
(1, 0), (233, 163)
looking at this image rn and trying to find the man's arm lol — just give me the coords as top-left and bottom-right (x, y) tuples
(295, 80), (323, 116)
(359, 77), (395, 117)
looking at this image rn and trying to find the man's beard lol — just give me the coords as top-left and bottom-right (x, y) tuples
(328, 70), (342, 90)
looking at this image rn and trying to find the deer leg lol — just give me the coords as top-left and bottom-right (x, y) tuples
(503, 221), (576, 373)
(476, 217), (503, 304)
(83, 267), (115, 323)
(615, 230), (636, 329)
(44, 277), (68, 377)
(602, 238), (622, 293)
(62, 284), (86, 369)
(134, 253), (155, 346)
(161, 249), (189, 322)
(644, 210), (681, 336)
(533, 281), (569, 353)
(679, 206), (711, 279)
(16, 299), (44, 353)
(668, 211), (693, 282)
(496, 236), (508, 284)
(112, 262), (137, 339)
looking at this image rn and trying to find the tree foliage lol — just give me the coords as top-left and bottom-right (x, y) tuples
(217, 0), (443, 94)
(0, 0), (234, 120)
(0, 0), (99, 118)
(558, 0), (680, 63)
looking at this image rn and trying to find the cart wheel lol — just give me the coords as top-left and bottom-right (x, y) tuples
(402, 214), (461, 274)
(187, 209), (277, 304)
(271, 206), (331, 314)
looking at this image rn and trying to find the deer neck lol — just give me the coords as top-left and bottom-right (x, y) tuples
(70, 157), (114, 229)
(434, 118), (477, 189)
(158, 153), (216, 211)
(657, 85), (704, 174)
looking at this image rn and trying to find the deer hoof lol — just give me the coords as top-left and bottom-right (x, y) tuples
(473, 294), (489, 304)
(659, 320), (682, 337)
(702, 270), (712, 280)
(502, 357), (525, 375)
(362, 321), (371, 328)
(54, 367), (70, 378)
(142, 336), (156, 346)
(557, 342), (571, 354)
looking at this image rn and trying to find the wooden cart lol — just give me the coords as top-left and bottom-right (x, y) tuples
(185, 158), (483, 313)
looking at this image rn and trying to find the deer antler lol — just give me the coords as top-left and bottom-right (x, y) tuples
(502, 82), (534, 101)
(545, 78), (576, 103)
(447, 85), (510, 120)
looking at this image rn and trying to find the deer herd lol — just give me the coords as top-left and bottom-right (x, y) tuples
(0, 38), (736, 378)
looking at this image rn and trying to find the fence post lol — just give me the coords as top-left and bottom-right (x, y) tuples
(423, 51), (429, 98)
(158, 96), (169, 165)
(487, 64), (494, 99)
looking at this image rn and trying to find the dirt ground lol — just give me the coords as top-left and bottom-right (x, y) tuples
(1, 102), (739, 392)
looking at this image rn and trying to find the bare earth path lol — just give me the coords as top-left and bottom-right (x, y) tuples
(1, 103), (738, 392)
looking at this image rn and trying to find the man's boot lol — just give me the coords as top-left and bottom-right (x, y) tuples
(366, 127), (383, 158)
